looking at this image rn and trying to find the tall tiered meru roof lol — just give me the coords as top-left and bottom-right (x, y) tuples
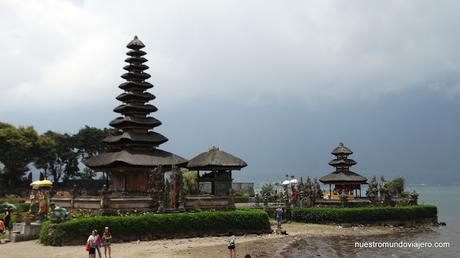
(85, 36), (187, 170)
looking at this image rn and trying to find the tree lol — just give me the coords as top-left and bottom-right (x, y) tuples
(34, 131), (79, 182)
(73, 126), (116, 159)
(0, 123), (40, 188)
(387, 176), (405, 196)
(79, 167), (97, 180)
(260, 183), (275, 197)
(33, 134), (57, 179)
(182, 171), (199, 195)
(73, 126), (115, 179)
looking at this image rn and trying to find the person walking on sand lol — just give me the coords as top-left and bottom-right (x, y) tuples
(227, 232), (236, 258)
(87, 230), (97, 258)
(102, 227), (112, 258)
(275, 205), (284, 229)
(0, 219), (5, 234)
(94, 230), (102, 258)
(3, 210), (11, 232)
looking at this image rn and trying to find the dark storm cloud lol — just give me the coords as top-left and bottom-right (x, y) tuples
(1, 0), (459, 184)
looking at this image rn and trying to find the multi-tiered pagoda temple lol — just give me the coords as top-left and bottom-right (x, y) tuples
(85, 36), (187, 201)
(320, 143), (367, 199)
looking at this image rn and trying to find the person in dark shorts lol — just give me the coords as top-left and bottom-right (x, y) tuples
(102, 226), (112, 258)
(227, 232), (236, 258)
(3, 210), (11, 232)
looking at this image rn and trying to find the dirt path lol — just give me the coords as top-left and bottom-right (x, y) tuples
(0, 222), (398, 258)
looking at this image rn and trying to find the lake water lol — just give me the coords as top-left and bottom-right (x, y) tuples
(283, 185), (460, 258)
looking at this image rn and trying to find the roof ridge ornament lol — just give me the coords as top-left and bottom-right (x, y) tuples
(127, 35), (145, 49)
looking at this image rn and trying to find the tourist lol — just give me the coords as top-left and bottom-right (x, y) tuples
(87, 230), (97, 258)
(0, 219), (5, 234)
(94, 230), (102, 258)
(3, 210), (11, 232)
(227, 232), (236, 258)
(275, 205), (284, 229)
(102, 226), (112, 258)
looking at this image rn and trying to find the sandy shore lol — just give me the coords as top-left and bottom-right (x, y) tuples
(0, 222), (409, 258)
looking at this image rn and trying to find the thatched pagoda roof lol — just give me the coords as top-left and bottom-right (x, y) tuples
(331, 142), (353, 155)
(187, 147), (247, 171)
(85, 149), (187, 169)
(319, 171), (367, 184)
(328, 158), (357, 166)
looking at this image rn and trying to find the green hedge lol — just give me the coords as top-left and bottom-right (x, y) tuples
(16, 203), (30, 212)
(234, 192), (250, 203)
(40, 209), (271, 246)
(292, 205), (437, 224)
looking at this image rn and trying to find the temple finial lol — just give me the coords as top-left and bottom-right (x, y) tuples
(127, 35), (145, 49)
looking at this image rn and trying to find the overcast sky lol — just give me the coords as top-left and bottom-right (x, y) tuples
(1, 0), (459, 185)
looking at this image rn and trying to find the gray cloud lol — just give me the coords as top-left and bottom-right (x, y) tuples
(1, 0), (460, 113)
(0, 0), (459, 185)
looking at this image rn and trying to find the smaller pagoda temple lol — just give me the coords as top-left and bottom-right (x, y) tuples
(320, 143), (367, 199)
(186, 147), (247, 210)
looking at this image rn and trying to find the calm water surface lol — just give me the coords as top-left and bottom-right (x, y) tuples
(283, 185), (460, 258)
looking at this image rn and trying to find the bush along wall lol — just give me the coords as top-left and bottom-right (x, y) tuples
(292, 205), (437, 225)
(40, 209), (271, 246)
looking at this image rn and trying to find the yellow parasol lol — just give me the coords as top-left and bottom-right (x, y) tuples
(30, 180), (53, 188)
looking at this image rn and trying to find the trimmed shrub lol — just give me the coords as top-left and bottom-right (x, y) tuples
(17, 203), (30, 212)
(292, 205), (437, 224)
(234, 192), (250, 203)
(40, 209), (271, 246)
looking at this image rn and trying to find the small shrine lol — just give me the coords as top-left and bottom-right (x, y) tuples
(186, 147), (247, 209)
(320, 143), (367, 200)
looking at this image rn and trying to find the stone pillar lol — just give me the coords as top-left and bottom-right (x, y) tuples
(151, 165), (165, 212)
(100, 184), (111, 214)
(170, 165), (178, 209)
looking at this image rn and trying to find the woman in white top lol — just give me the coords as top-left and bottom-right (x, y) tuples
(87, 230), (97, 258)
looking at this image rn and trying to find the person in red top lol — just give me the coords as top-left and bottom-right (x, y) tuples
(0, 219), (5, 234)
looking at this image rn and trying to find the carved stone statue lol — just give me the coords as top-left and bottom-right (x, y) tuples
(255, 193), (260, 208)
(366, 176), (379, 204)
(263, 192), (269, 207)
(314, 179), (323, 200)
(379, 176), (392, 205)
(409, 190), (419, 205)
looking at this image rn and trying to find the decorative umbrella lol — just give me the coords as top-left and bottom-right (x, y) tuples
(282, 180), (291, 185)
(30, 180), (53, 188)
(290, 178), (298, 184)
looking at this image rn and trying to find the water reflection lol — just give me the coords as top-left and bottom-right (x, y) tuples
(284, 227), (456, 258)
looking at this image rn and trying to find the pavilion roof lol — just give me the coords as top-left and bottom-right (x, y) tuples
(187, 147), (247, 171)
